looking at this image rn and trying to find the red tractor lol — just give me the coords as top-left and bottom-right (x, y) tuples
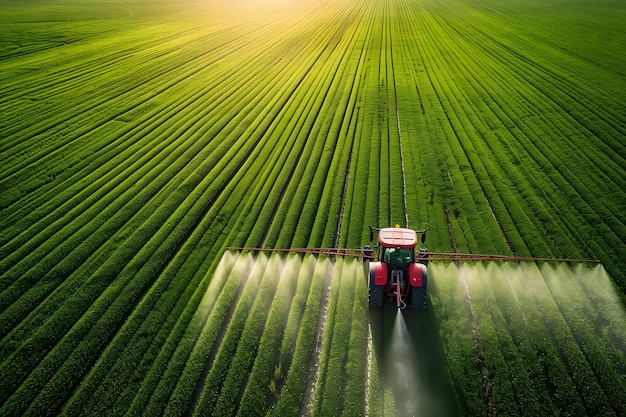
(367, 226), (429, 310)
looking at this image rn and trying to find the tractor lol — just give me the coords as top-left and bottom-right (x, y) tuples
(366, 226), (429, 310)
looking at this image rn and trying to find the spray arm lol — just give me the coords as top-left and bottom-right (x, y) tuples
(416, 228), (429, 244)
(369, 226), (381, 242)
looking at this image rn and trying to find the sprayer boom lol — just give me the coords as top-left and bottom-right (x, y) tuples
(426, 252), (601, 263)
(226, 247), (374, 259)
(228, 230), (600, 312)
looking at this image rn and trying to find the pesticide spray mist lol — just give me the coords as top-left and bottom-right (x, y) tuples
(386, 311), (421, 416)
(196, 250), (253, 319)
(430, 261), (626, 416)
(454, 261), (626, 331)
(380, 306), (455, 417)
(440, 260), (626, 329)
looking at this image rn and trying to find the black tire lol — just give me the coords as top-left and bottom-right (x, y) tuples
(368, 267), (384, 307)
(410, 264), (428, 310)
(410, 286), (427, 310)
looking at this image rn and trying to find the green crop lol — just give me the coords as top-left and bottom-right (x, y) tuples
(1, 0), (625, 415)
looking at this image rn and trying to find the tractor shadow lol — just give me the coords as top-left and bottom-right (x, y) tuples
(369, 304), (458, 417)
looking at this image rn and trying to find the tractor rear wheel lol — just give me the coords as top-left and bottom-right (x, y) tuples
(369, 282), (384, 306)
(410, 286), (427, 310)
(368, 272), (384, 307)
(410, 266), (428, 310)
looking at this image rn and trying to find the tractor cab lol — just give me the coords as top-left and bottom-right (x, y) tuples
(378, 226), (419, 269)
(368, 226), (429, 309)
(382, 246), (414, 269)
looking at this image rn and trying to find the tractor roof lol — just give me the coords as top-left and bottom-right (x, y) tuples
(378, 227), (417, 248)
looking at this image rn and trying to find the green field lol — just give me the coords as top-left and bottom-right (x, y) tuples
(1, 0), (626, 415)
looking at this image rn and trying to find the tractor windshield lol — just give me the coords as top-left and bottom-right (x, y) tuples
(383, 247), (413, 269)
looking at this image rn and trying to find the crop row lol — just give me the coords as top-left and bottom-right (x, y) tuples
(2, 30), (315, 410)
(3, 0), (390, 414)
(465, 262), (625, 415)
(0, 0), (376, 414)
(406, 0), (625, 283)
(145, 254), (370, 417)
